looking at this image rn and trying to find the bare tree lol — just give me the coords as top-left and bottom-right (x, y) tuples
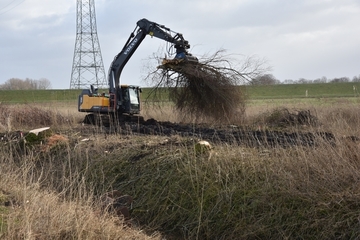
(38, 78), (52, 89)
(284, 79), (294, 84)
(1, 78), (31, 90)
(352, 75), (360, 82)
(144, 49), (271, 122)
(0, 78), (52, 90)
(296, 78), (311, 84)
(313, 76), (327, 83)
(330, 77), (350, 83)
(251, 74), (280, 85)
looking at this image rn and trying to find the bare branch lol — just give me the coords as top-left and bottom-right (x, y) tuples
(143, 49), (271, 123)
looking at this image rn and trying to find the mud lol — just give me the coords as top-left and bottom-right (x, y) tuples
(99, 117), (336, 148)
(0, 116), (338, 148)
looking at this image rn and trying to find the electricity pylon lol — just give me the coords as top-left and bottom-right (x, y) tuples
(70, 0), (106, 89)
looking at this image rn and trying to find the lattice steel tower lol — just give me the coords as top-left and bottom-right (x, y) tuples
(70, 0), (106, 89)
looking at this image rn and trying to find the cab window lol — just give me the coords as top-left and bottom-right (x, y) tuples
(129, 88), (139, 105)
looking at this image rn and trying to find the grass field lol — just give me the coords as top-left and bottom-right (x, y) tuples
(246, 82), (360, 99)
(1, 84), (360, 239)
(1, 82), (360, 104)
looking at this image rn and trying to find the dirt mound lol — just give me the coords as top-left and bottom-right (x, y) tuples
(257, 108), (319, 128)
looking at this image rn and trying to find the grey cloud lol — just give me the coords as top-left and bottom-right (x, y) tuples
(1, 0), (360, 89)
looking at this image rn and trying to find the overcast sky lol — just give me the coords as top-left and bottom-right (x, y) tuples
(1, 0), (359, 89)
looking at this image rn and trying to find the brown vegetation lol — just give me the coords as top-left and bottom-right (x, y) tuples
(1, 100), (360, 239)
(0, 104), (70, 131)
(0, 78), (51, 90)
(145, 50), (269, 123)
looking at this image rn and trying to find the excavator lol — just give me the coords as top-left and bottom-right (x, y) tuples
(78, 18), (198, 124)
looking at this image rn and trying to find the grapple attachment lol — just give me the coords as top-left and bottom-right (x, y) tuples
(159, 52), (198, 69)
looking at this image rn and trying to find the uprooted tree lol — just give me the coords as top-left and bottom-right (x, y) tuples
(145, 49), (271, 123)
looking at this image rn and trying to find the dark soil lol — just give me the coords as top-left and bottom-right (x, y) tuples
(79, 115), (337, 148)
(0, 114), (337, 148)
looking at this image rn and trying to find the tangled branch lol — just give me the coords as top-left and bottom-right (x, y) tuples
(145, 49), (270, 123)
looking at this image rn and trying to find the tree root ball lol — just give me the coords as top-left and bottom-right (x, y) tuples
(145, 50), (268, 123)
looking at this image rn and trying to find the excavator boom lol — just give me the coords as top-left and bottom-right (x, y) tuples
(78, 18), (198, 121)
(108, 18), (197, 93)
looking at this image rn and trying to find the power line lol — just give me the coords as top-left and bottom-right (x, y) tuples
(0, 0), (17, 10)
(0, 0), (25, 16)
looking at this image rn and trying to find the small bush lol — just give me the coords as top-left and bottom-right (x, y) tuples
(254, 107), (319, 129)
(0, 104), (72, 130)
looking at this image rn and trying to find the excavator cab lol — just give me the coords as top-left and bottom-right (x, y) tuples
(78, 85), (141, 116)
(118, 85), (141, 115)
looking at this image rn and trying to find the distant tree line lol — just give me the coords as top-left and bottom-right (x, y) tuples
(250, 74), (360, 85)
(0, 78), (52, 90)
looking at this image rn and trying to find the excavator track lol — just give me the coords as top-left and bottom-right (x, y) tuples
(83, 113), (144, 126)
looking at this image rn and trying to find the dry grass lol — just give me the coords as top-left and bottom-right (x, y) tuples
(1, 100), (360, 239)
(246, 101), (360, 136)
(0, 103), (82, 131)
(0, 137), (161, 240)
(84, 133), (360, 239)
(0, 176), (158, 239)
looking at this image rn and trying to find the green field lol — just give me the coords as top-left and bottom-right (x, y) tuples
(246, 82), (360, 99)
(1, 82), (360, 103)
(0, 89), (79, 103)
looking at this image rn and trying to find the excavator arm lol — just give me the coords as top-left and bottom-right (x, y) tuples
(108, 18), (197, 93)
(79, 18), (197, 120)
